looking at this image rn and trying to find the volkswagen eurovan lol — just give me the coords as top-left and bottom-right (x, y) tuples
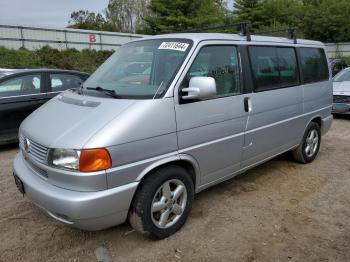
(13, 33), (333, 239)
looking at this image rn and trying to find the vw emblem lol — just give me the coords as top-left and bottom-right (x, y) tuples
(24, 138), (30, 152)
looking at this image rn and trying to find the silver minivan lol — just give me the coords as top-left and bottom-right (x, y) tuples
(13, 33), (333, 239)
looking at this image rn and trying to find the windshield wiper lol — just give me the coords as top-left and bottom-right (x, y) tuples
(86, 86), (120, 98)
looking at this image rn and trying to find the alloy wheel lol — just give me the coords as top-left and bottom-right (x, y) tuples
(151, 179), (187, 229)
(305, 129), (319, 158)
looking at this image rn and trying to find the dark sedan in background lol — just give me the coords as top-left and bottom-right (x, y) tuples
(0, 69), (89, 145)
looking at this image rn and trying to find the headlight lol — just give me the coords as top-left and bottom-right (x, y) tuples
(48, 148), (112, 172)
(48, 149), (80, 171)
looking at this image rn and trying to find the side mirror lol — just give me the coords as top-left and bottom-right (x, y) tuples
(181, 77), (216, 100)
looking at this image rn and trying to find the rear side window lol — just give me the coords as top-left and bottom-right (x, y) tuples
(50, 74), (84, 92)
(0, 74), (41, 98)
(249, 46), (299, 92)
(300, 48), (329, 84)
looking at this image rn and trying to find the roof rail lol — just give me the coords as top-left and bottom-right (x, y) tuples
(183, 21), (252, 41)
(238, 22), (251, 41)
(179, 22), (297, 44)
(288, 28), (297, 44)
(250, 27), (297, 44)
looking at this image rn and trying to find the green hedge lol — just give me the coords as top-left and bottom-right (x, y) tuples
(342, 57), (350, 66)
(0, 46), (114, 73)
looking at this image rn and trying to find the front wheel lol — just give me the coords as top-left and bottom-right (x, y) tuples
(128, 165), (194, 239)
(292, 122), (321, 164)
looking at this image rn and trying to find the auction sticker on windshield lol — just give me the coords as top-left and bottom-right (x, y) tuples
(158, 42), (190, 52)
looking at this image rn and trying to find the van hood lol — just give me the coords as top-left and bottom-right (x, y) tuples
(20, 90), (136, 149)
(333, 81), (350, 95)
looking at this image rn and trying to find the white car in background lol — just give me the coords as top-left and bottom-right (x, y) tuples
(333, 67), (350, 114)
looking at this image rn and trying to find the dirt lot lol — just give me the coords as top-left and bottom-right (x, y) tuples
(0, 117), (349, 262)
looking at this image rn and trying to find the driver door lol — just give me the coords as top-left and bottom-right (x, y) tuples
(174, 42), (249, 188)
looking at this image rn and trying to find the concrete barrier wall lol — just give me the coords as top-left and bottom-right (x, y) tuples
(325, 43), (350, 58)
(1, 24), (349, 58)
(0, 24), (146, 51)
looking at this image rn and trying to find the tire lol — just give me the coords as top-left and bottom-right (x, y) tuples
(292, 121), (321, 164)
(128, 165), (194, 240)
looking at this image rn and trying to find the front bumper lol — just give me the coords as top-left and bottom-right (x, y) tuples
(13, 152), (139, 231)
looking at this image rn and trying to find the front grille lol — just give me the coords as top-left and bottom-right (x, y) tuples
(333, 95), (350, 103)
(20, 135), (48, 164)
(27, 159), (49, 178)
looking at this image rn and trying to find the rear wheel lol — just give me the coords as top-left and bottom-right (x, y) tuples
(292, 122), (321, 164)
(129, 165), (194, 239)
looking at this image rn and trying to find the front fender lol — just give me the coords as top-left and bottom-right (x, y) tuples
(135, 153), (202, 191)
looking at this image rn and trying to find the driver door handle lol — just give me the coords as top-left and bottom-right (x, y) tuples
(244, 97), (252, 113)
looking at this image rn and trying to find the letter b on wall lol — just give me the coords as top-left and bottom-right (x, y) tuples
(89, 34), (97, 43)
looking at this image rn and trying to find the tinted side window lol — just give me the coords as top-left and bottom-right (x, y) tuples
(50, 74), (84, 92)
(277, 48), (299, 87)
(185, 45), (240, 97)
(249, 46), (299, 92)
(0, 74), (41, 98)
(300, 48), (329, 84)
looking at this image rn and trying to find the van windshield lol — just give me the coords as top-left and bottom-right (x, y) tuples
(83, 39), (193, 99)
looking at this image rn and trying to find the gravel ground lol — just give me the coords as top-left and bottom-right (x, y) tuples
(0, 117), (349, 262)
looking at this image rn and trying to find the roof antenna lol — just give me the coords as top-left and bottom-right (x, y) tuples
(287, 28), (297, 44)
(239, 22), (251, 41)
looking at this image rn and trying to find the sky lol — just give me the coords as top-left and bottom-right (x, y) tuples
(0, 0), (235, 29)
(0, 0), (109, 28)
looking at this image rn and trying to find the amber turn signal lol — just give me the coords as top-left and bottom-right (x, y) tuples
(79, 148), (112, 172)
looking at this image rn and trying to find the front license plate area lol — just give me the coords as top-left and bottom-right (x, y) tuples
(13, 173), (25, 195)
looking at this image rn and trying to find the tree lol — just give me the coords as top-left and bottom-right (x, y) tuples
(68, 10), (113, 31)
(67, 0), (350, 42)
(141, 0), (227, 34)
(233, 0), (265, 30)
(233, 0), (350, 42)
(259, 0), (301, 28)
(300, 0), (350, 42)
(106, 0), (150, 33)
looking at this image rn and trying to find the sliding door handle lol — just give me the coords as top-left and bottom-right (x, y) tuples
(244, 97), (252, 113)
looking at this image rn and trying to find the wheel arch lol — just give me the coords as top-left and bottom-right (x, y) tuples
(310, 116), (322, 128)
(302, 115), (322, 137)
(135, 154), (201, 192)
(295, 114), (323, 148)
